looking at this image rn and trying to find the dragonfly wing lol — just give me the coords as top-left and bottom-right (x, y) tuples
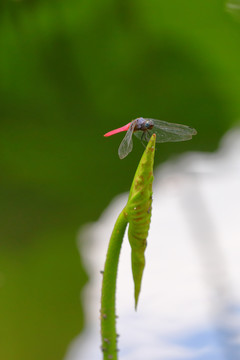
(147, 118), (197, 143)
(118, 121), (136, 159)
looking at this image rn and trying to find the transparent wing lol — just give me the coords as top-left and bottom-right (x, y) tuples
(118, 121), (136, 159)
(145, 118), (197, 143)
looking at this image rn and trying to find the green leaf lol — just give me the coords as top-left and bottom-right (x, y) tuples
(124, 134), (156, 309)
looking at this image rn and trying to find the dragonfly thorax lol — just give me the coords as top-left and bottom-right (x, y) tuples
(135, 118), (154, 132)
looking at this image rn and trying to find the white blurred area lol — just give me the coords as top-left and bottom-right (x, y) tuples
(226, 0), (240, 19)
(65, 128), (240, 360)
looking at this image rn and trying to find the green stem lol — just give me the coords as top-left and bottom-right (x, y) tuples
(100, 210), (128, 360)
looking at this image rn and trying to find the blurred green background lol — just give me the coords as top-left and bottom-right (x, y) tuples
(0, 1), (240, 359)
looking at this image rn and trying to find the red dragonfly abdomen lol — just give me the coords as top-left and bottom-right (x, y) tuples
(104, 122), (131, 137)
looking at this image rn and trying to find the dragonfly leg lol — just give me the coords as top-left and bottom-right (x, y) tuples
(147, 130), (152, 140)
(140, 132), (146, 148)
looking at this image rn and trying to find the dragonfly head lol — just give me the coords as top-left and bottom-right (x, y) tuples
(145, 119), (154, 130)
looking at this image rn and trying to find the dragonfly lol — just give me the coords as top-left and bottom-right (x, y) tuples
(104, 117), (197, 159)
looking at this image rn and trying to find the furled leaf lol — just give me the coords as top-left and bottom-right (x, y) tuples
(124, 134), (156, 309)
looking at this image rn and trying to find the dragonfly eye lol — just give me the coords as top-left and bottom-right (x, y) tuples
(143, 120), (154, 131)
(145, 121), (153, 129)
